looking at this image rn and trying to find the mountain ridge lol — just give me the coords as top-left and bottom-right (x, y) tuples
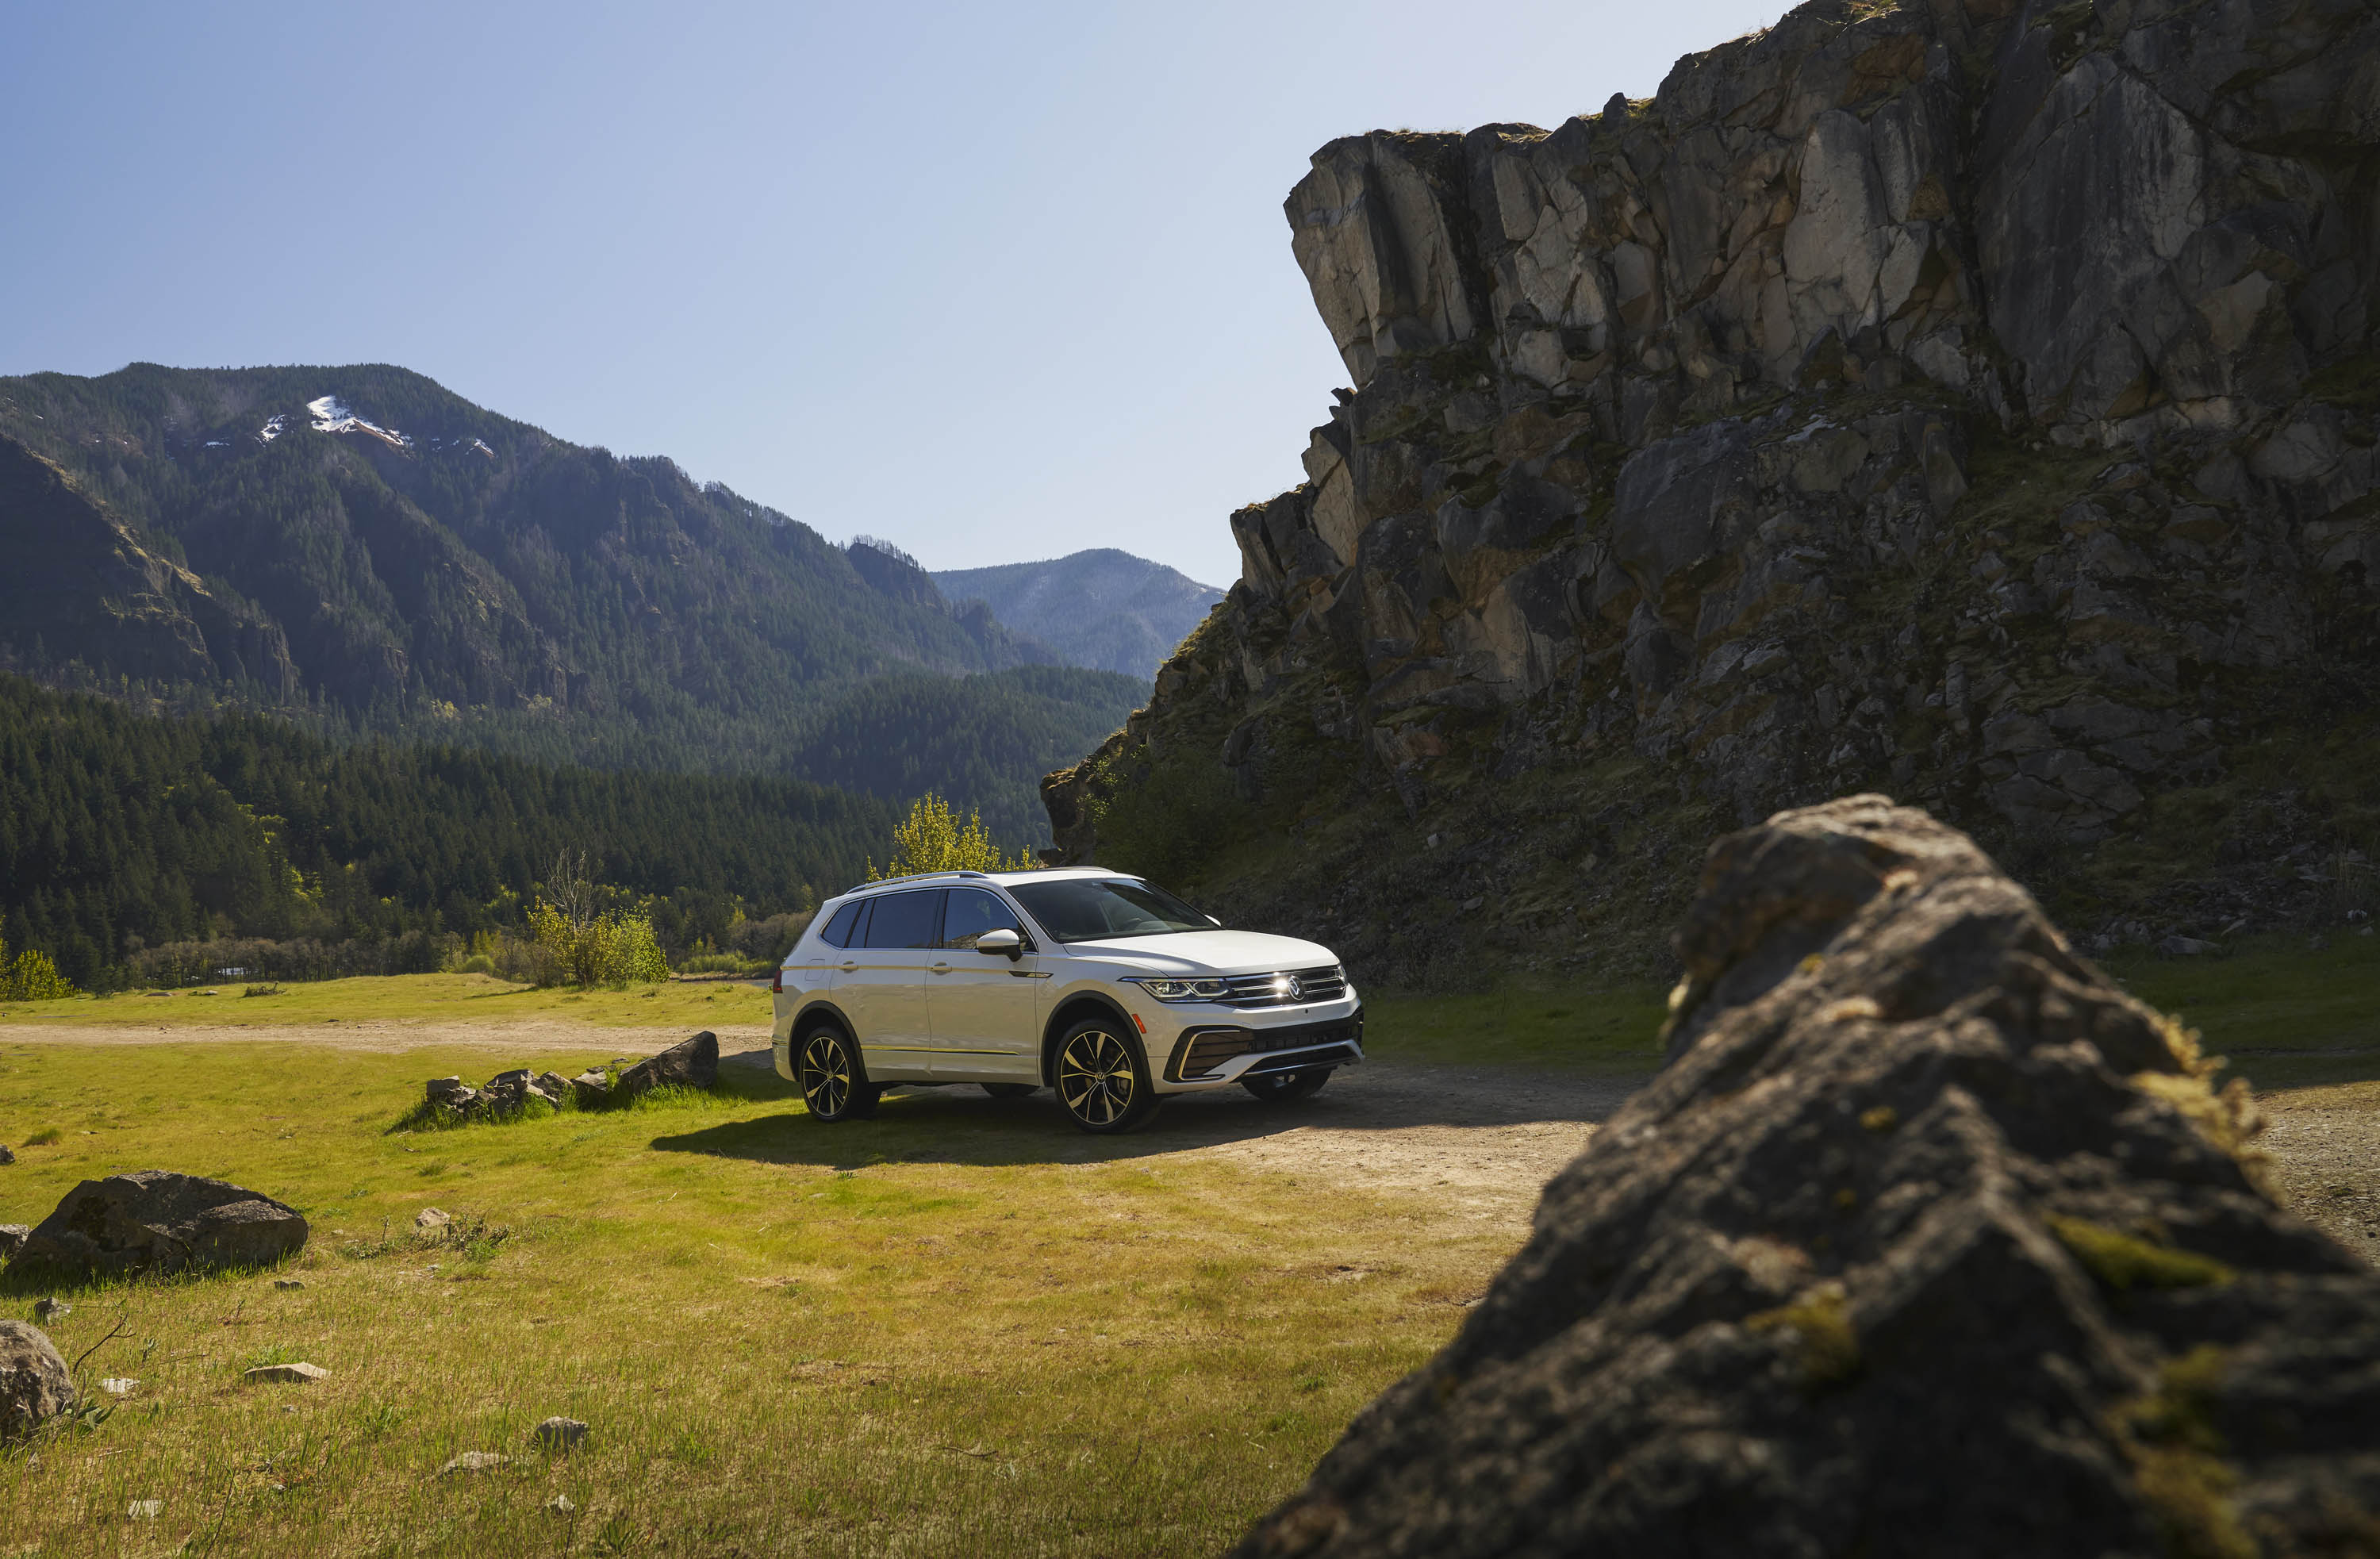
(933, 548), (1223, 678)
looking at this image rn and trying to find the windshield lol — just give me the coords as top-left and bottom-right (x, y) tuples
(1007, 878), (1218, 943)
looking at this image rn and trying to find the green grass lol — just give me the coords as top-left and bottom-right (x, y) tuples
(2106, 931), (2380, 1090)
(0, 1039), (1514, 1557)
(0, 972), (774, 1032)
(1358, 981), (1673, 1073)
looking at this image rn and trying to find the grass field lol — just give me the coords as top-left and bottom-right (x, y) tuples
(0, 934), (2372, 1554)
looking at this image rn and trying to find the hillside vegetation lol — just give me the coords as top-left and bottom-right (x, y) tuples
(0, 675), (896, 989)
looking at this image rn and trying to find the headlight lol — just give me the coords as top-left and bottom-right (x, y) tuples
(1134, 977), (1230, 1002)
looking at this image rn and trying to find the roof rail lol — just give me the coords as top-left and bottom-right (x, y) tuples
(839, 869), (992, 895)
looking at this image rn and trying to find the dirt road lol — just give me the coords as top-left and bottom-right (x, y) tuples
(7, 1022), (2372, 1248)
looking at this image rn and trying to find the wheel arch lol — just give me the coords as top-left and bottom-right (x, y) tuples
(1039, 990), (1138, 1085)
(792, 998), (856, 1042)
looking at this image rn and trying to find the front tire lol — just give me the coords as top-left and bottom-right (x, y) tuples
(797, 1025), (881, 1122)
(1053, 1020), (1157, 1134)
(1242, 1067), (1332, 1104)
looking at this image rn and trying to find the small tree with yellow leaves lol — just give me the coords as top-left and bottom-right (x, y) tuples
(870, 793), (1038, 880)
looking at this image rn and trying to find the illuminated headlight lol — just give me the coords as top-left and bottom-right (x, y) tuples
(1134, 977), (1229, 1002)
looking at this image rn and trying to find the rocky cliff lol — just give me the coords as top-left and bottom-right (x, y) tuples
(1045, 0), (2380, 982)
(1234, 797), (2380, 1557)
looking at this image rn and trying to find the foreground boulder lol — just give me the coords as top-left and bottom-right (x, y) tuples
(616, 1031), (717, 1099)
(9, 1171), (308, 1277)
(1237, 797), (2380, 1558)
(0, 1322), (75, 1437)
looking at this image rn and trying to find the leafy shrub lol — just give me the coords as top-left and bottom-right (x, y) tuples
(869, 792), (1038, 879)
(0, 936), (77, 1000)
(524, 902), (669, 988)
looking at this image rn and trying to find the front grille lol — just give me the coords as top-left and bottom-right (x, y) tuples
(1168, 1012), (1363, 1081)
(1217, 966), (1346, 1008)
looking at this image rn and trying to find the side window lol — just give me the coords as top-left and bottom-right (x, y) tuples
(861, 890), (942, 950)
(818, 901), (864, 948)
(941, 889), (1023, 950)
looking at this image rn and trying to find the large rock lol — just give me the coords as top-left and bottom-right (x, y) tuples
(0, 1322), (77, 1438)
(9, 1171), (309, 1277)
(1235, 797), (2380, 1558)
(616, 1031), (719, 1099)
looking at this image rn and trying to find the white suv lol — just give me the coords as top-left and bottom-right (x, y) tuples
(771, 868), (1363, 1133)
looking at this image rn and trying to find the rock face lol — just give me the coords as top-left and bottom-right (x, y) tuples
(0, 1322), (76, 1438)
(1046, 0), (2380, 975)
(10, 1171), (309, 1277)
(1234, 797), (2380, 1558)
(616, 1031), (719, 1099)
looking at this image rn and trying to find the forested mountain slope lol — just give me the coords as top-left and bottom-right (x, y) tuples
(1048, 0), (2380, 987)
(0, 674), (891, 987)
(0, 363), (1142, 837)
(934, 549), (1223, 678)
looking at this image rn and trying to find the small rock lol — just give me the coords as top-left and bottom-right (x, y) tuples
(547, 1494), (577, 1514)
(244, 1362), (327, 1384)
(424, 1076), (469, 1104)
(0, 1145), (13, 1165)
(2156, 934), (2218, 957)
(274, 1277), (305, 1290)
(33, 1298), (68, 1321)
(533, 1415), (589, 1450)
(439, 1451), (508, 1476)
(127, 1499), (163, 1519)
(0, 1227), (27, 1262)
(533, 1070), (573, 1104)
(0, 1322), (77, 1438)
(101, 1378), (138, 1396)
(570, 1069), (612, 1108)
(615, 1031), (720, 1099)
(415, 1208), (451, 1231)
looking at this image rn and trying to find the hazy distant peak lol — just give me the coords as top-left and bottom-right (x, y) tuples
(932, 549), (1223, 680)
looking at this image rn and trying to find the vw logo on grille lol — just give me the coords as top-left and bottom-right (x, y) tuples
(1285, 974), (1305, 1001)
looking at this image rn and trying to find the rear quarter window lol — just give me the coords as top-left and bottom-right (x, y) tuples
(818, 900), (866, 948)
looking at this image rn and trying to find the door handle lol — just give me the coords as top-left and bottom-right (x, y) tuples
(931, 962), (950, 973)
(838, 962), (857, 973)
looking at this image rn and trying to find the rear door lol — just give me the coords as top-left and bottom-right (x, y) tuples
(925, 888), (1043, 1081)
(841, 889), (941, 1080)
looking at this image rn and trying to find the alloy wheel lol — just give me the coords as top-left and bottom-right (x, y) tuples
(1058, 1027), (1139, 1128)
(800, 1031), (852, 1119)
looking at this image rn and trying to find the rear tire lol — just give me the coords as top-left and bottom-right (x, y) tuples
(1053, 1019), (1157, 1134)
(797, 1025), (881, 1122)
(981, 1082), (1038, 1100)
(1242, 1067), (1332, 1104)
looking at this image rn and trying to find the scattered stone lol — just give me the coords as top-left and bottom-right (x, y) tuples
(415, 1208), (451, 1231)
(0, 1322), (77, 1438)
(2157, 933), (2219, 957)
(0, 1227), (26, 1263)
(424, 1076), (470, 1107)
(100, 1378), (138, 1396)
(547, 1494), (577, 1515)
(273, 1278), (305, 1290)
(570, 1069), (612, 1108)
(615, 1031), (719, 1099)
(9, 1171), (308, 1278)
(1234, 797), (2380, 1558)
(31, 1299), (67, 1321)
(0, 1145), (13, 1165)
(244, 1362), (326, 1385)
(534, 1069), (572, 1102)
(126, 1499), (162, 1520)
(532, 1415), (588, 1450)
(438, 1451), (508, 1476)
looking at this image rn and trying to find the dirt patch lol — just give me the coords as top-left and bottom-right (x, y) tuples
(2259, 1080), (2380, 1262)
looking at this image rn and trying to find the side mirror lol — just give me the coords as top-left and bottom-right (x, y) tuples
(977, 928), (1023, 961)
(1207, 916), (1223, 928)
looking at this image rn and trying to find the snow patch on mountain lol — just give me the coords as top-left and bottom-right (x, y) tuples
(306, 395), (413, 451)
(257, 415), (286, 444)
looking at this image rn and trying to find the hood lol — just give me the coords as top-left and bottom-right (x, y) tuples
(1060, 929), (1339, 977)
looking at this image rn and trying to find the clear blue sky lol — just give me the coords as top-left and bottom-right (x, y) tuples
(5, 0), (1781, 587)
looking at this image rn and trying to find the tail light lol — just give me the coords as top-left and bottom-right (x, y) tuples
(771, 966), (784, 995)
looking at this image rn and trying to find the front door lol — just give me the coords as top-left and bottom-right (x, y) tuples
(926, 888), (1043, 1081)
(839, 889), (941, 1081)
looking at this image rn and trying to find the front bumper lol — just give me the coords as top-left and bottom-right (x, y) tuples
(1156, 1008), (1365, 1089)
